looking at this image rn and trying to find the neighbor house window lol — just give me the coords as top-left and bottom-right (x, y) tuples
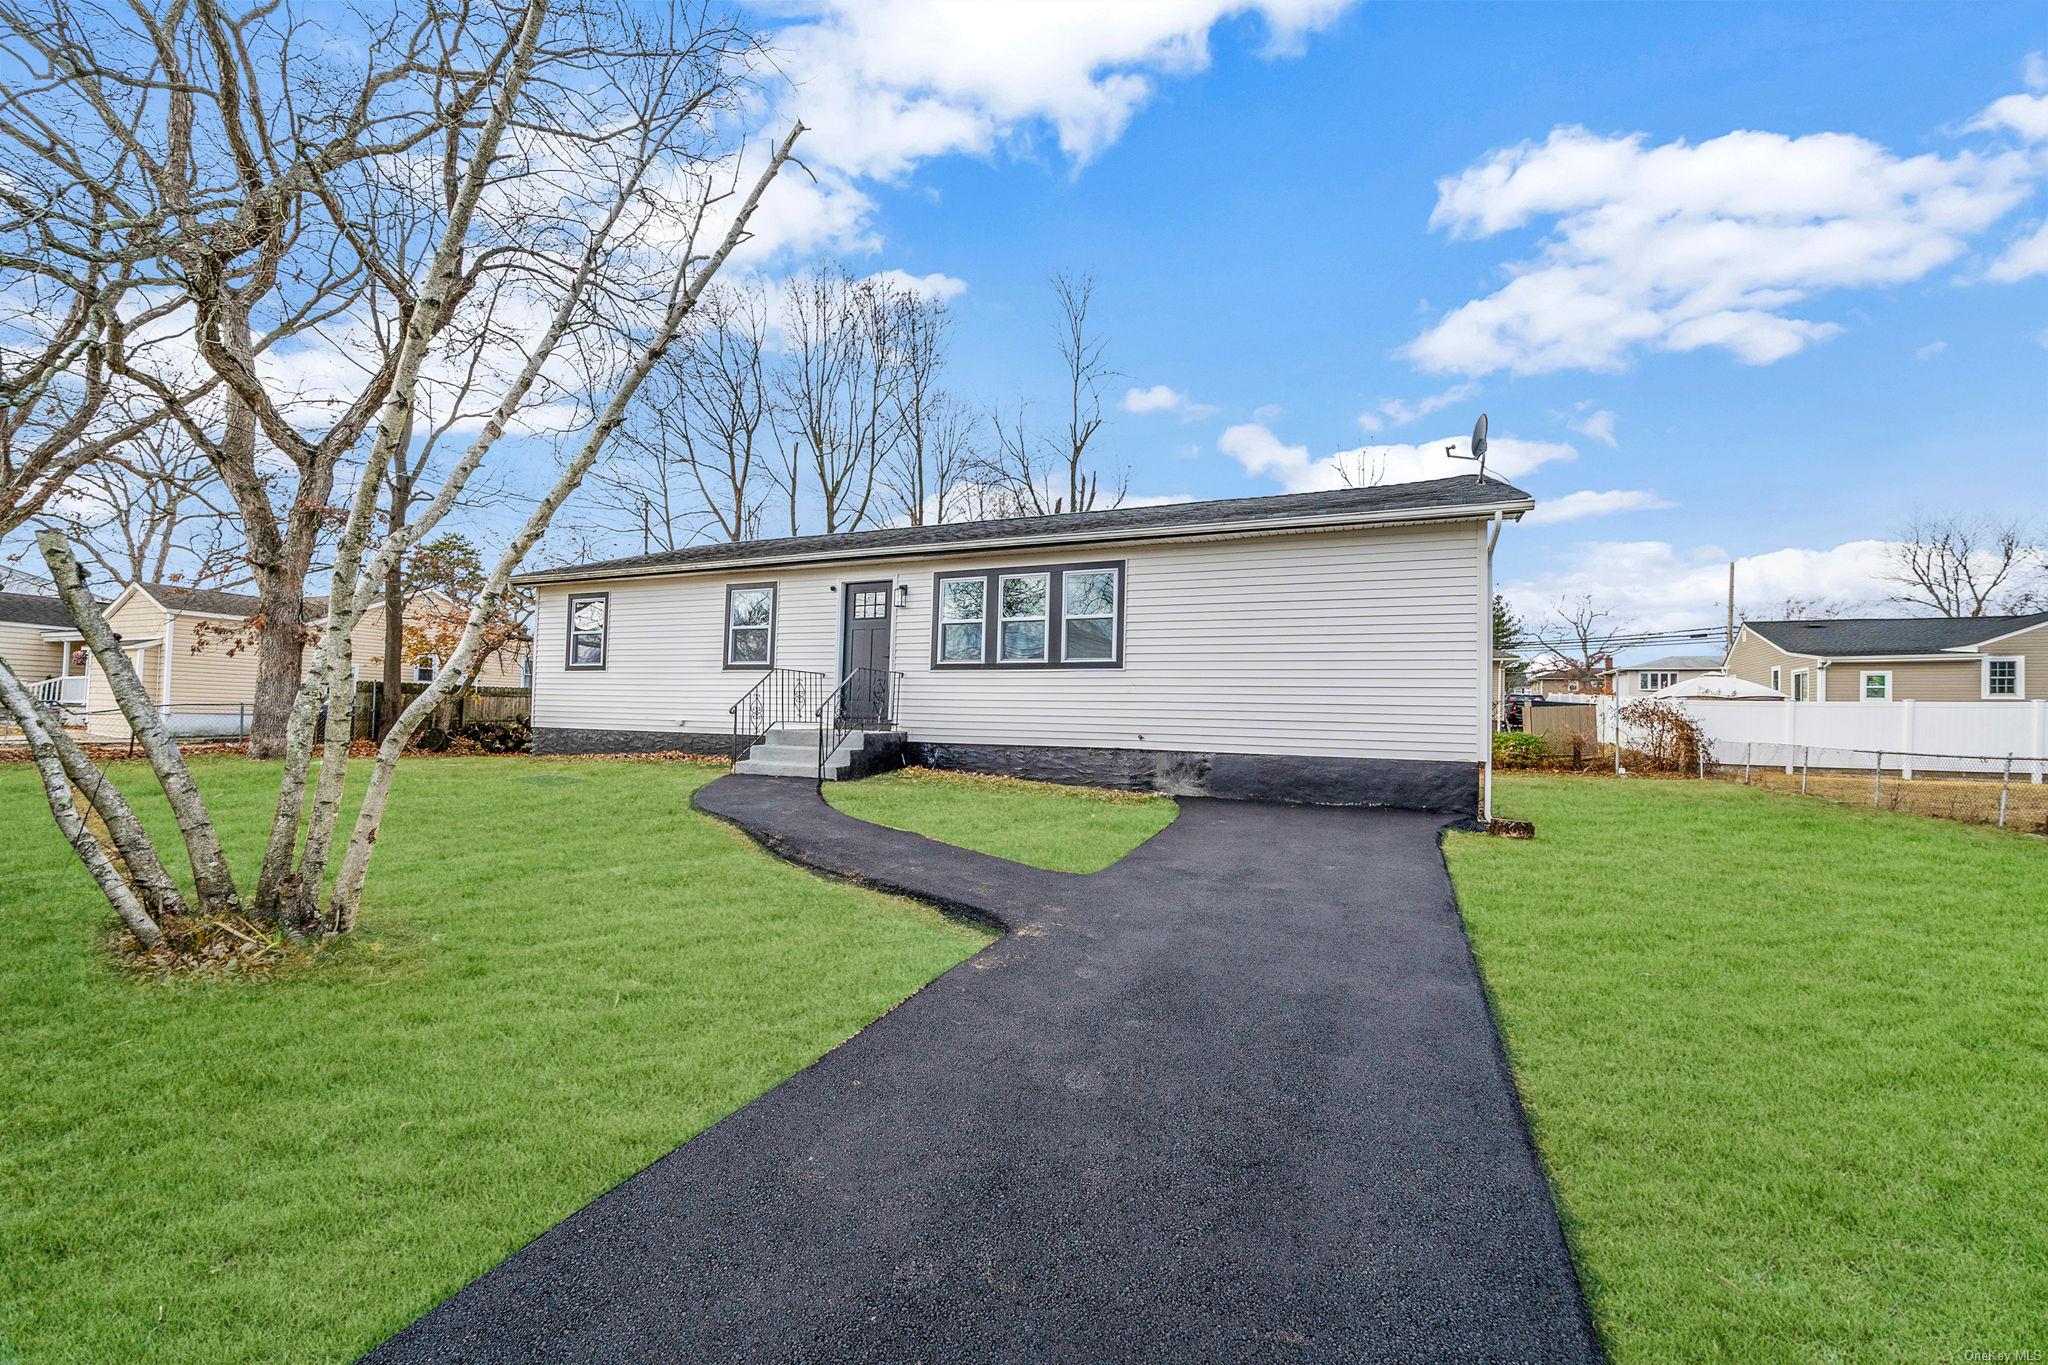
(566, 593), (607, 669)
(412, 655), (438, 683)
(998, 573), (1049, 663)
(936, 576), (985, 663)
(724, 584), (776, 667)
(1792, 670), (1808, 701)
(520, 656), (532, 688)
(1638, 671), (1678, 692)
(1984, 656), (2024, 698)
(930, 561), (1124, 669)
(1770, 666), (1781, 692)
(1861, 671), (1890, 701)
(1061, 568), (1118, 662)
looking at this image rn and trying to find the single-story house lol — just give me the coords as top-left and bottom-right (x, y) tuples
(1612, 653), (1727, 700)
(514, 475), (1535, 819)
(0, 591), (76, 697)
(1726, 613), (2048, 702)
(55, 582), (529, 739)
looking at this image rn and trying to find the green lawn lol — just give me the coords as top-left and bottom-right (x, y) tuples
(0, 756), (992, 1365)
(824, 766), (1177, 873)
(1447, 775), (2048, 1362)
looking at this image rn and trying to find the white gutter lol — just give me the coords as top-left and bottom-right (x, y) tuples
(1481, 512), (1502, 824)
(513, 498), (1536, 588)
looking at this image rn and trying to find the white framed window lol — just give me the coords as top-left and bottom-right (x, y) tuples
(412, 655), (439, 683)
(566, 592), (607, 669)
(724, 583), (776, 668)
(1769, 666), (1781, 692)
(1983, 655), (2024, 699)
(1061, 567), (1119, 662)
(998, 572), (1049, 663)
(935, 576), (985, 664)
(520, 656), (532, 689)
(1638, 671), (1678, 692)
(1860, 671), (1890, 701)
(1791, 670), (1808, 701)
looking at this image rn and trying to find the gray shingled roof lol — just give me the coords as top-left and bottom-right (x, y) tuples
(1622, 653), (1725, 671)
(1747, 613), (2048, 657)
(519, 475), (1534, 584)
(0, 590), (71, 628)
(136, 582), (326, 618)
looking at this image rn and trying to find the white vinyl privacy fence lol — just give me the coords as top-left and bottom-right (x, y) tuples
(1600, 698), (2048, 779)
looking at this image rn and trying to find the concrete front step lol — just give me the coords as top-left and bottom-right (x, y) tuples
(735, 727), (897, 780)
(734, 756), (846, 779)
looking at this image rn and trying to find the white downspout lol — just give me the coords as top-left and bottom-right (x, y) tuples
(1481, 512), (1503, 824)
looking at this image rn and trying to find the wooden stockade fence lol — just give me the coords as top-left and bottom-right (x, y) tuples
(351, 682), (529, 740)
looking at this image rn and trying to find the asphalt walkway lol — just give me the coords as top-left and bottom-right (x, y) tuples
(365, 775), (1599, 1362)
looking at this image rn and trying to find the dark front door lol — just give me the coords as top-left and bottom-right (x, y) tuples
(841, 580), (893, 725)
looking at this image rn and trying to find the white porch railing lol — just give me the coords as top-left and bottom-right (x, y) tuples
(31, 676), (87, 706)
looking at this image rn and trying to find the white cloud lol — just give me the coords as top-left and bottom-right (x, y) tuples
(1502, 538), (1898, 631)
(1219, 421), (1574, 493)
(1968, 55), (2048, 141)
(1251, 402), (1287, 423)
(771, 1), (1352, 180)
(1520, 488), (1672, 525)
(1405, 123), (2038, 376)
(1915, 339), (1949, 360)
(1354, 380), (1478, 432)
(1565, 404), (1617, 446)
(1120, 383), (1219, 420)
(1986, 218), (2048, 282)
(861, 268), (970, 300)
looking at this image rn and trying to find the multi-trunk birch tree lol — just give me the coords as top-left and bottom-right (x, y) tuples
(0, 0), (803, 945)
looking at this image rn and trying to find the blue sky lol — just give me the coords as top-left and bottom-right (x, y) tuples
(747, 0), (2047, 637)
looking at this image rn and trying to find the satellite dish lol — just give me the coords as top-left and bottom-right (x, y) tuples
(1446, 412), (1491, 481)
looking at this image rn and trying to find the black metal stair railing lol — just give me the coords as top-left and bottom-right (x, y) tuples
(815, 667), (904, 784)
(728, 667), (827, 763)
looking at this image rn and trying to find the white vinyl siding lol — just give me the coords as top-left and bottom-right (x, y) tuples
(529, 521), (1488, 762)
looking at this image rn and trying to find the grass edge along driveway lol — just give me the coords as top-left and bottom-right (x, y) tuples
(0, 756), (992, 1365)
(1447, 774), (2048, 1362)
(824, 766), (1177, 873)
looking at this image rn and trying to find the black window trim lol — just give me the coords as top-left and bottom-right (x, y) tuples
(723, 580), (778, 670)
(928, 559), (1125, 670)
(565, 591), (608, 671)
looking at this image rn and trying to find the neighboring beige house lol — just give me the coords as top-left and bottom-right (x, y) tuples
(0, 591), (76, 701)
(1521, 654), (1611, 700)
(1611, 653), (1726, 700)
(1726, 613), (2048, 703)
(62, 583), (529, 739)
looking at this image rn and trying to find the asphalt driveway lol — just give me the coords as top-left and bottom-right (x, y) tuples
(365, 776), (1599, 1362)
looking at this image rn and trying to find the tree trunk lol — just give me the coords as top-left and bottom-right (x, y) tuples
(379, 472), (409, 738)
(39, 531), (242, 914)
(0, 659), (164, 948)
(50, 721), (190, 922)
(248, 598), (309, 759)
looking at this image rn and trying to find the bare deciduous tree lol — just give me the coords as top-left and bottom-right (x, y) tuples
(772, 265), (904, 535)
(1884, 513), (2046, 617)
(972, 272), (1126, 516)
(1, 0), (802, 949)
(592, 280), (770, 548)
(23, 434), (245, 589)
(1531, 595), (1630, 693)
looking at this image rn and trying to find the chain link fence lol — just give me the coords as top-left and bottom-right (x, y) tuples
(1706, 739), (2048, 835)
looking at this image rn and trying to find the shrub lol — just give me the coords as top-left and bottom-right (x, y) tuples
(1617, 699), (1706, 774)
(1493, 731), (1550, 769)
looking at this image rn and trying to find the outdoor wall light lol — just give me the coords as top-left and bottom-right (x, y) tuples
(895, 583), (911, 608)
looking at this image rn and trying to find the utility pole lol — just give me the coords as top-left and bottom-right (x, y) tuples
(1725, 561), (1736, 654)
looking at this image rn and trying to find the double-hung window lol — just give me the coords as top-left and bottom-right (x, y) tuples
(1984, 656), (2024, 698)
(936, 577), (985, 663)
(1062, 568), (1118, 662)
(566, 593), (607, 669)
(725, 584), (775, 667)
(931, 561), (1123, 668)
(412, 655), (439, 684)
(1861, 671), (1890, 701)
(998, 573), (1049, 663)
